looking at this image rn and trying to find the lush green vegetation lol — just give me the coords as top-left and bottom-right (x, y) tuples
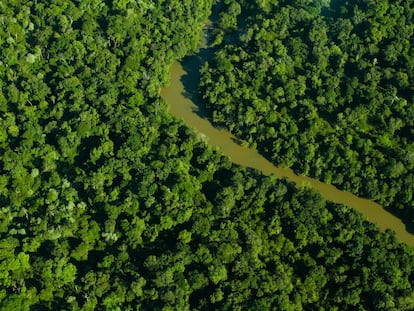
(1, 0), (414, 310)
(200, 0), (414, 223)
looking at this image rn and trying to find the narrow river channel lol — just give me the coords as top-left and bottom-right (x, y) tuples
(161, 54), (414, 248)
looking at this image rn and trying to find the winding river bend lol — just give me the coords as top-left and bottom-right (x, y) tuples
(161, 55), (414, 247)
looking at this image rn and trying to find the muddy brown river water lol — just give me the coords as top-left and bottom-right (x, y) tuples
(161, 60), (414, 247)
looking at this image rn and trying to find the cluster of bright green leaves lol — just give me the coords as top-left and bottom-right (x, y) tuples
(0, 0), (213, 309)
(200, 0), (414, 223)
(1, 0), (414, 310)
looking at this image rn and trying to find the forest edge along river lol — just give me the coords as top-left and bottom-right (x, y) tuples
(160, 40), (414, 248)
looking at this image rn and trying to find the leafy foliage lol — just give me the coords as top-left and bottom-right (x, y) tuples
(0, 0), (414, 310)
(200, 0), (414, 223)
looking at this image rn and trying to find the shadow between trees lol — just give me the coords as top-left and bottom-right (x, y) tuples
(179, 1), (222, 119)
(180, 47), (213, 119)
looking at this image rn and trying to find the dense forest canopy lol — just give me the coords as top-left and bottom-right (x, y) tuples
(1, 0), (414, 310)
(200, 0), (414, 224)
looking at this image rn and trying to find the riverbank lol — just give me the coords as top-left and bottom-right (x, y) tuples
(161, 60), (414, 247)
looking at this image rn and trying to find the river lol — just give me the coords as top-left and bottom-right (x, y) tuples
(160, 44), (414, 248)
